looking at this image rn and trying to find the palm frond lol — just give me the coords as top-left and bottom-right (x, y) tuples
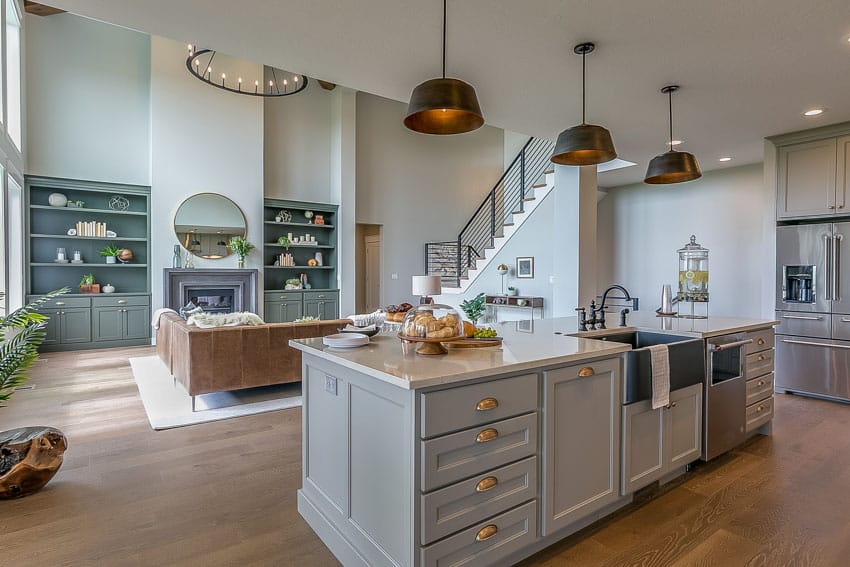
(1, 288), (69, 329)
(0, 323), (46, 405)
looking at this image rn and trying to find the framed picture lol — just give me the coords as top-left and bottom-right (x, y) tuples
(516, 257), (534, 279)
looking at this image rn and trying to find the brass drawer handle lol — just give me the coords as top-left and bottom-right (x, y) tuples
(318, 294), (325, 298)
(757, 355), (765, 361)
(475, 397), (499, 411)
(757, 338), (765, 346)
(280, 295), (288, 299)
(475, 428), (499, 443)
(757, 380), (765, 386)
(578, 367), (595, 377)
(55, 301), (65, 306)
(476, 524), (498, 542)
(475, 476), (498, 492)
(756, 405), (765, 412)
(118, 300), (127, 305)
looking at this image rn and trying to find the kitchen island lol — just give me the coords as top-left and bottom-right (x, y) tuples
(290, 314), (777, 567)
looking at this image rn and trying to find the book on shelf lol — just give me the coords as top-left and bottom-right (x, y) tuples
(75, 221), (108, 237)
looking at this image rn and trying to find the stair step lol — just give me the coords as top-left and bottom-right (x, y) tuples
(503, 223), (515, 227)
(523, 197), (536, 202)
(532, 183), (547, 189)
(544, 169), (554, 175)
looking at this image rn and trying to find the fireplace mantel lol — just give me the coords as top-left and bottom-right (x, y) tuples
(163, 268), (259, 313)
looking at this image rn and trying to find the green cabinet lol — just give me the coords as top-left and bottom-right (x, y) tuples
(262, 198), (339, 321)
(264, 290), (339, 322)
(26, 176), (151, 352)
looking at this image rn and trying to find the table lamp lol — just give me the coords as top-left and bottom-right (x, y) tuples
(412, 275), (441, 305)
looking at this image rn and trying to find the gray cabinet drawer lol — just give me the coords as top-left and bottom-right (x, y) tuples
(92, 294), (149, 308)
(831, 315), (850, 340)
(420, 500), (537, 567)
(746, 373), (774, 406)
(776, 311), (830, 338)
(303, 290), (338, 301)
(421, 457), (537, 545)
(35, 296), (91, 309)
(746, 328), (775, 353)
(264, 291), (302, 301)
(746, 396), (774, 433)
(746, 349), (774, 379)
(421, 373), (538, 439)
(421, 413), (537, 492)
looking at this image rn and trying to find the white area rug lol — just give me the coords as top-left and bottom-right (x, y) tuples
(129, 356), (302, 430)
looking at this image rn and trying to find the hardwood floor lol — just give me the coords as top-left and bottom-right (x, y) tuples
(1, 348), (849, 566)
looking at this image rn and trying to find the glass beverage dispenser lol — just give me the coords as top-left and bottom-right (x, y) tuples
(677, 235), (709, 318)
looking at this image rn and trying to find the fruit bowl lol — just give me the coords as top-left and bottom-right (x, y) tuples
(399, 304), (464, 354)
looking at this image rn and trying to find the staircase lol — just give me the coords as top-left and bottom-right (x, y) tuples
(425, 137), (556, 293)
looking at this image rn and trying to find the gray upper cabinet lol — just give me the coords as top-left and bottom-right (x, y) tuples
(775, 133), (850, 220)
(542, 357), (620, 536)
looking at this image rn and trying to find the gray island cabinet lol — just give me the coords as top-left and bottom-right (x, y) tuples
(291, 321), (633, 567)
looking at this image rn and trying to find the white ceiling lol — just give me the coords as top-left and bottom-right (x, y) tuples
(44, 0), (850, 187)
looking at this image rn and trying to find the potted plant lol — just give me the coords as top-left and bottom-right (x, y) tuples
(98, 245), (121, 264)
(460, 292), (487, 326)
(1, 288), (71, 499)
(79, 273), (100, 294)
(507, 286), (518, 296)
(227, 236), (254, 268)
(277, 236), (291, 250)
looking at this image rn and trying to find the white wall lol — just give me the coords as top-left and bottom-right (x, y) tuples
(264, 81), (333, 203)
(25, 13), (150, 185)
(597, 163), (773, 318)
(150, 36), (263, 310)
(355, 92), (505, 305)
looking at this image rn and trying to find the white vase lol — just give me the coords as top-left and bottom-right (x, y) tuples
(103, 284), (115, 294)
(314, 252), (323, 266)
(106, 256), (116, 264)
(48, 193), (68, 207)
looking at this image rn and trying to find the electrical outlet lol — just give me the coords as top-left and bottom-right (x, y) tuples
(549, 275), (556, 284)
(391, 273), (398, 280)
(324, 375), (338, 396)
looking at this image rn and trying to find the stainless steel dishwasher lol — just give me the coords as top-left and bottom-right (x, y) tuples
(703, 333), (752, 460)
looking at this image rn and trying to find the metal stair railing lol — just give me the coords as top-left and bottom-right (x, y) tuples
(425, 137), (555, 287)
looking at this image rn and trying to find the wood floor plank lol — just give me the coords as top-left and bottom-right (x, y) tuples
(2, 349), (850, 566)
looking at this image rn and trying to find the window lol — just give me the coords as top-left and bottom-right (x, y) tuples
(5, 172), (22, 311)
(5, 0), (20, 150)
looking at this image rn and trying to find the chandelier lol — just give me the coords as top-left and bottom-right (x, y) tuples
(185, 45), (308, 97)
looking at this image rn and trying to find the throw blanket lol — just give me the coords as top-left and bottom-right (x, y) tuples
(151, 308), (178, 329)
(187, 312), (265, 328)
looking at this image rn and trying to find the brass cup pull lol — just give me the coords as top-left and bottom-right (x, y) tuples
(757, 380), (765, 386)
(757, 405), (764, 412)
(757, 338), (765, 345)
(475, 476), (499, 492)
(118, 300), (127, 305)
(475, 428), (499, 443)
(280, 295), (287, 299)
(578, 367), (595, 377)
(475, 397), (499, 411)
(476, 524), (498, 542)
(757, 355), (765, 361)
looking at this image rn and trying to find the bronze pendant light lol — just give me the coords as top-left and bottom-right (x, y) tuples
(644, 85), (702, 184)
(404, 0), (484, 135)
(551, 42), (617, 166)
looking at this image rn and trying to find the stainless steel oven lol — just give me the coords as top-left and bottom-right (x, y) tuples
(703, 333), (752, 460)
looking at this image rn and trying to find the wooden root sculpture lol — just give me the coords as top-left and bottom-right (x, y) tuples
(0, 426), (67, 499)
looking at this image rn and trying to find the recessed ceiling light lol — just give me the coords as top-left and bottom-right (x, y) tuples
(718, 157), (732, 162)
(804, 108), (825, 116)
(667, 139), (683, 146)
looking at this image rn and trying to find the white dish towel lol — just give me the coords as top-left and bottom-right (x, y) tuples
(649, 344), (671, 410)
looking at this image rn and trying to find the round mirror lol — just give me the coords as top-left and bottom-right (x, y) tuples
(174, 193), (247, 259)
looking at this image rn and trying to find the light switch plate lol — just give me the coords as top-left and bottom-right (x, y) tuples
(324, 375), (338, 396)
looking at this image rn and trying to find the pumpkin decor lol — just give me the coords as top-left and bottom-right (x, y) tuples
(117, 248), (134, 263)
(307, 258), (318, 266)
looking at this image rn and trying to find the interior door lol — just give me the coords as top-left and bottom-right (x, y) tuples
(776, 223), (832, 313)
(364, 236), (381, 312)
(832, 222), (850, 314)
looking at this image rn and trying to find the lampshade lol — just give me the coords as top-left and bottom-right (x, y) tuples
(550, 42), (617, 166)
(404, 0), (484, 135)
(644, 85), (702, 184)
(551, 124), (617, 166)
(644, 150), (702, 184)
(412, 275), (442, 296)
(404, 78), (484, 135)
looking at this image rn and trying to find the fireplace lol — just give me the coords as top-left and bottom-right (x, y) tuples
(164, 269), (258, 314)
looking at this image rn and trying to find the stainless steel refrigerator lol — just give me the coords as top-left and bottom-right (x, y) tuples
(776, 222), (850, 401)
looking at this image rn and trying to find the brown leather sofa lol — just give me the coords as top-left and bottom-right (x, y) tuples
(156, 312), (350, 405)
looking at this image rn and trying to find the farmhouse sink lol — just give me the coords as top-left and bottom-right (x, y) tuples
(596, 331), (705, 404)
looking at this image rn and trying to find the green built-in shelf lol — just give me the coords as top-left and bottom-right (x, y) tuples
(30, 204), (147, 216)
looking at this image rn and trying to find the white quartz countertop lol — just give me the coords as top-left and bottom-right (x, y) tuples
(563, 310), (779, 339)
(290, 317), (631, 390)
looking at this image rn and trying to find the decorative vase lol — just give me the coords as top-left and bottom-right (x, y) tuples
(106, 256), (116, 264)
(314, 252), (323, 266)
(48, 193), (68, 207)
(0, 427), (67, 499)
(238, 257), (245, 268)
(102, 284), (115, 294)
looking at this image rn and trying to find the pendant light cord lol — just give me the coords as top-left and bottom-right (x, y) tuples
(442, 0), (447, 78)
(668, 89), (674, 150)
(581, 49), (586, 124)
